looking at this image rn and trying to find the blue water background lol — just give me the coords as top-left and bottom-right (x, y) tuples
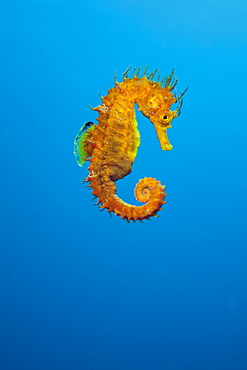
(1, 1), (247, 369)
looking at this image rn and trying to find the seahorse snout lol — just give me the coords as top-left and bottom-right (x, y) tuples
(154, 126), (173, 151)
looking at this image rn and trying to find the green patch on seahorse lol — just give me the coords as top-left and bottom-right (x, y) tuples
(74, 121), (95, 167)
(127, 113), (140, 163)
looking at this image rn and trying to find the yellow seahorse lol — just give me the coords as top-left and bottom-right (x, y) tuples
(74, 66), (186, 221)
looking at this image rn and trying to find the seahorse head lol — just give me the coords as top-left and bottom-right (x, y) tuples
(137, 81), (179, 151)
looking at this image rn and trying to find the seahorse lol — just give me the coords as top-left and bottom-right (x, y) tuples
(74, 66), (186, 221)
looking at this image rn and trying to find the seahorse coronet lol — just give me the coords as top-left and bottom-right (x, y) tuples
(74, 67), (185, 221)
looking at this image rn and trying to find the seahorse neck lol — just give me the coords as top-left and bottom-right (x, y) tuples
(120, 76), (151, 100)
(110, 77), (152, 119)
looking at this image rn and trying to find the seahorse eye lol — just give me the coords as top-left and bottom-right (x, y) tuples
(163, 115), (168, 120)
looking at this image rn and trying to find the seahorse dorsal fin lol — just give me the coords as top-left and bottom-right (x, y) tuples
(74, 121), (95, 167)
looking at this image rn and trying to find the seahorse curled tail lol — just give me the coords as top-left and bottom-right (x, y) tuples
(88, 157), (167, 220)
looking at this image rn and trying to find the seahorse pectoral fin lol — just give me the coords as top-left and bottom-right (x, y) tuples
(154, 126), (173, 151)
